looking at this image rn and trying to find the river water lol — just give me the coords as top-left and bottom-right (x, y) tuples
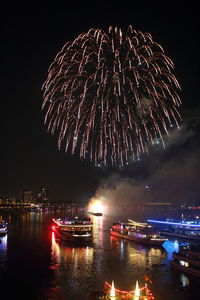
(0, 209), (199, 300)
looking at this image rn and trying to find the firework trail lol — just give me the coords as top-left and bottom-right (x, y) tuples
(42, 25), (181, 166)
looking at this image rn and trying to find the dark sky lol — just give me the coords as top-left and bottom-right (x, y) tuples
(1, 2), (199, 203)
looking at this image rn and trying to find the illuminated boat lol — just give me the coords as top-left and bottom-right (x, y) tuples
(0, 221), (8, 236)
(171, 244), (200, 278)
(90, 279), (155, 299)
(148, 218), (200, 241)
(52, 217), (93, 241)
(103, 280), (155, 299)
(110, 219), (167, 246)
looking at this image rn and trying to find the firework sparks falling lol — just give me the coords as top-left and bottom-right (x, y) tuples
(42, 25), (181, 166)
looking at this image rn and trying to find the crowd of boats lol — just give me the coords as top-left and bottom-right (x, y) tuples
(51, 214), (200, 281)
(2, 214), (200, 282)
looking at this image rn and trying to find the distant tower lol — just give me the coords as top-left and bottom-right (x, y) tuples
(41, 186), (48, 202)
(23, 191), (33, 204)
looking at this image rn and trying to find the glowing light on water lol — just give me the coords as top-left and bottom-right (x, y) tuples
(147, 219), (200, 227)
(180, 274), (190, 287)
(110, 280), (116, 297)
(0, 234), (7, 251)
(174, 240), (179, 253)
(163, 239), (182, 260)
(134, 280), (140, 298)
(51, 231), (60, 261)
(105, 280), (154, 299)
(87, 196), (106, 214)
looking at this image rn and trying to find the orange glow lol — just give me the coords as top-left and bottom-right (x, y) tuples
(135, 280), (140, 297)
(104, 281), (155, 299)
(51, 231), (60, 259)
(110, 280), (116, 297)
(87, 196), (106, 214)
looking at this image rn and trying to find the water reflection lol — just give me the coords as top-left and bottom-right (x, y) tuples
(180, 274), (190, 287)
(51, 231), (94, 265)
(109, 234), (168, 292)
(0, 216), (8, 271)
(127, 243), (166, 267)
(110, 234), (166, 266)
(163, 239), (181, 260)
(0, 211), (198, 300)
(0, 234), (7, 251)
(110, 235), (126, 259)
(91, 215), (103, 245)
(0, 234), (7, 280)
(50, 231), (94, 298)
(51, 231), (61, 263)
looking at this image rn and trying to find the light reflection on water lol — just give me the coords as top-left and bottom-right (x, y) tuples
(51, 231), (94, 272)
(0, 212), (199, 300)
(0, 234), (7, 281)
(180, 274), (190, 287)
(50, 231), (95, 299)
(0, 234), (7, 251)
(162, 239), (180, 260)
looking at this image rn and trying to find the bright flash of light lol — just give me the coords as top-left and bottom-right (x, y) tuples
(110, 280), (116, 297)
(87, 196), (106, 214)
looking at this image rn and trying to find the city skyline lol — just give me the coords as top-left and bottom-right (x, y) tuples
(1, 3), (199, 203)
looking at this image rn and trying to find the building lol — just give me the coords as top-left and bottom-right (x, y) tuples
(37, 186), (48, 203)
(0, 197), (17, 205)
(23, 191), (33, 204)
(41, 186), (48, 202)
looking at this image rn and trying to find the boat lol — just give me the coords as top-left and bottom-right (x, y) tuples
(103, 280), (155, 300)
(88, 212), (102, 216)
(90, 278), (155, 299)
(0, 221), (8, 236)
(52, 217), (93, 241)
(171, 244), (200, 278)
(110, 219), (167, 246)
(147, 218), (200, 241)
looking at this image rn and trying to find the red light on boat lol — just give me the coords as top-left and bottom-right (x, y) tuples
(52, 226), (55, 230)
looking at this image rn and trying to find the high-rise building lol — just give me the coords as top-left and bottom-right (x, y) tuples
(23, 191), (33, 203)
(36, 186), (49, 203)
(41, 186), (48, 201)
(36, 192), (42, 203)
(37, 186), (48, 202)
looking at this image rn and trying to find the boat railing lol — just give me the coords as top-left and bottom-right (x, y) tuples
(179, 249), (200, 258)
(173, 253), (200, 267)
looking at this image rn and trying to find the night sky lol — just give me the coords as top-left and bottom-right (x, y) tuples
(1, 2), (199, 203)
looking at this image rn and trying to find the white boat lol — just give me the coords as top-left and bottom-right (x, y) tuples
(52, 217), (93, 242)
(110, 219), (167, 246)
(0, 221), (8, 236)
(148, 218), (200, 241)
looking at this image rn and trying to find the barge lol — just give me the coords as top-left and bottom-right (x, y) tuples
(52, 217), (93, 242)
(110, 219), (167, 246)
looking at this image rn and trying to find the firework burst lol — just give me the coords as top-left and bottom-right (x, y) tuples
(42, 25), (181, 166)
